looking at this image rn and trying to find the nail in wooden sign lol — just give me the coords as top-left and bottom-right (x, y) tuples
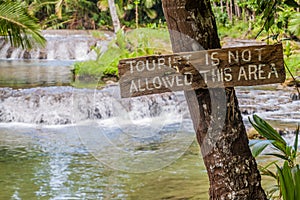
(118, 44), (285, 98)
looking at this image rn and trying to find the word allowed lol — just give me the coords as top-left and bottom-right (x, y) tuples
(118, 44), (285, 98)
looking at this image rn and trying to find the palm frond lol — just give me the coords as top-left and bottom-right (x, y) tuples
(0, 2), (46, 49)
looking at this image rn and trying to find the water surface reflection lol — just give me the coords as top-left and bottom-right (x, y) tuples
(0, 60), (74, 88)
(0, 124), (208, 199)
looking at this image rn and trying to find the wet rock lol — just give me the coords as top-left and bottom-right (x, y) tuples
(39, 50), (47, 59)
(6, 47), (14, 58)
(0, 87), (184, 125)
(23, 51), (31, 59)
(291, 93), (300, 101)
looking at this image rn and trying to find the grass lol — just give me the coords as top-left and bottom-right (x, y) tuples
(126, 28), (172, 54)
(73, 28), (172, 85)
(217, 20), (249, 39)
(285, 54), (300, 78)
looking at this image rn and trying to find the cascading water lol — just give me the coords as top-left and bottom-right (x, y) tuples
(0, 30), (114, 88)
(0, 85), (195, 173)
(0, 84), (299, 130)
(0, 31), (298, 135)
(0, 30), (113, 60)
(0, 85), (188, 125)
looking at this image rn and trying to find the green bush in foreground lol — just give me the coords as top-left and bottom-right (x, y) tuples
(249, 115), (300, 200)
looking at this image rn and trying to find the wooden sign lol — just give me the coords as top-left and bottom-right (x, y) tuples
(118, 44), (285, 98)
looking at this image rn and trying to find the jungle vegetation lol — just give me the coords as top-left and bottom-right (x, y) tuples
(0, 0), (299, 80)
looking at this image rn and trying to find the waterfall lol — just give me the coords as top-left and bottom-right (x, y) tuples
(0, 86), (188, 125)
(0, 30), (113, 60)
(0, 85), (298, 136)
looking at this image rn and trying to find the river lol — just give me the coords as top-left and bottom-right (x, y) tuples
(0, 31), (299, 199)
(0, 83), (299, 199)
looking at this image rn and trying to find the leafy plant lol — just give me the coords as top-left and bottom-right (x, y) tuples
(249, 115), (300, 200)
(255, 0), (300, 38)
(73, 29), (159, 81)
(289, 12), (300, 36)
(97, 0), (163, 28)
(0, 1), (46, 49)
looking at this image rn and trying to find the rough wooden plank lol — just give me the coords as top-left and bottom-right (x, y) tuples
(118, 44), (285, 98)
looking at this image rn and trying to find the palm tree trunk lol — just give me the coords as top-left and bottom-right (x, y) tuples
(162, 0), (267, 199)
(108, 0), (121, 33)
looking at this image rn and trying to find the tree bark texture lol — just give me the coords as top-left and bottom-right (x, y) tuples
(162, 0), (268, 199)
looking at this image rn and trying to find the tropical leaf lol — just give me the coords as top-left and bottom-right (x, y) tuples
(144, 8), (157, 19)
(0, 1), (46, 49)
(284, 0), (300, 7)
(291, 165), (300, 199)
(264, 153), (289, 161)
(250, 115), (300, 200)
(289, 13), (300, 36)
(249, 115), (287, 154)
(259, 167), (277, 179)
(276, 163), (288, 200)
(293, 125), (299, 159)
(97, 0), (109, 11)
(258, 161), (278, 179)
(282, 161), (295, 200)
(144, 0), (155, 8)
(250, 140), (270, 157)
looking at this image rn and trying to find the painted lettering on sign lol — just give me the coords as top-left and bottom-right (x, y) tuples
(118, 44), (285, 98)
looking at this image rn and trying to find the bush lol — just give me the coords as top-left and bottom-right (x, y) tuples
(249, 115), (300, 200)
(73, 28), (170, 82)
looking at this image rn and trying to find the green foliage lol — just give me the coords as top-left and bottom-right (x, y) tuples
(0, 1), (46, 49)
(146, 19), (167, 29)
(213, 6), (229, 27)
(284, 41), (292, 58)
(285, 54), (300, 78)
(212, 0), (300, 42)
(217, 20), (250, 39)
(20, 0), (112, 29)
(249, 115), (300, 199)
(255, 0), (300, 37)
(96, 0), (164, 29)
(289, 12), (300, 36)
(73, 28), (170, 80)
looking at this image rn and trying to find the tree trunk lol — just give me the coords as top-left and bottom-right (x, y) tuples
(108, 0), (121, 33)
(161, 0), (267, 199)
(230, 0), (234, 22)
(235, 2), (241, 19)
(226, 0), (232, 23)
